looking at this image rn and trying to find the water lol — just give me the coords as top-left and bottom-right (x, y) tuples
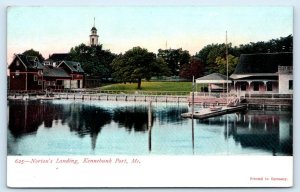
(7, 100), (293, 156)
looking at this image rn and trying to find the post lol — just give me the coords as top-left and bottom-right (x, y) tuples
(148, 101), (152, 152)
(192, 76), (195, 117)
(25, 72), (28, 91)
(226, 31), (229, 104)
(192, 76), (195, 153)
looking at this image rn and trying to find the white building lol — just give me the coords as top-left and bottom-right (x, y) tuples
(230, 52), (293, 95)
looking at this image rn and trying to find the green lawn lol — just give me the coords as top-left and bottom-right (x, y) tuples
(100, 81), (194, 92)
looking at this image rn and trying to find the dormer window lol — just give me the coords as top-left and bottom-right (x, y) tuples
(16, 60), (20, 66)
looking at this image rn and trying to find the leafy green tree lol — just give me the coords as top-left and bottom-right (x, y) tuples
(157, 48), (190, 76)
(69, 44), (116, 78)
(195, 34), (293, 75)
(215, 54), (239, 75)
(111, 47), (170, 89)
(22, 49), (45, 62)
(195, 43), (231, 74)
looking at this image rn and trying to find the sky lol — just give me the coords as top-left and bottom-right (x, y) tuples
(7, 6), (293, 63)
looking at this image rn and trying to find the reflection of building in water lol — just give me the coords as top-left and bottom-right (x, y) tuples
(8, 101), (113, 151)
(8, 100), (64, 137)
(79, 106), (111, 150)
(232, 111), (292, 155)
(197, 111), (292, 155)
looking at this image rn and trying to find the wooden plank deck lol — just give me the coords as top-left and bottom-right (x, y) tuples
(181, 105), (247, 119)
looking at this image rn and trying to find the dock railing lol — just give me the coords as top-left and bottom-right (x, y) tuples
(7, 89), (293, 99)
(8, 89), (191, 96)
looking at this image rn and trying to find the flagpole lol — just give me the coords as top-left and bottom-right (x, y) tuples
(226, 31), (229, 104)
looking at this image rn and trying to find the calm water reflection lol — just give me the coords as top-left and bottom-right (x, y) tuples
(7, 100), (292, 156)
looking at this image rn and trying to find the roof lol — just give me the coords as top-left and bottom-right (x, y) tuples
(42, 65), (71, 78)
(47, 53), (70, 62)
(14, 54), (44, 70)
(91, 27), (97, 31)
(196, 73), (232, 84)
(233, 52), (293, 74)
(58, 61), (84, 73)
(232, 76), (278, 81)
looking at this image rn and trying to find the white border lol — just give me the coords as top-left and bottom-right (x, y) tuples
(7, 156), (293, 188)
(1, 0), (299, 191)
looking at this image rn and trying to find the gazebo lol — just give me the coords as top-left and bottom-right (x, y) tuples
(195, 73), (232, 95)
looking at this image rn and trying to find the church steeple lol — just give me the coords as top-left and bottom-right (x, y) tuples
(90, 17), (99, 46)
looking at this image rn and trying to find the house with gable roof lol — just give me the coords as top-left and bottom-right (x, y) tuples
(57, 61), (85, 89)
(230, 52), (293, 95)
(9, 54), (44, 90)
(8, 54), (85, 91)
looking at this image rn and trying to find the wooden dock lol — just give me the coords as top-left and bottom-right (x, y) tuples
(181, 105), (247, 119)
(7, 93), (188, 103)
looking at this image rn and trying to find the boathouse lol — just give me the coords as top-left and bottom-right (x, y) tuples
(57, 61), (85, 89)
(230, 52), (293, 95)
(8, 54), (85, 91)
(8, 54), (44, 90)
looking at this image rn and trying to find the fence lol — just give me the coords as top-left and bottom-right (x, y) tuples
(8, 89), (191, 96)
(8, 89), (293, 99)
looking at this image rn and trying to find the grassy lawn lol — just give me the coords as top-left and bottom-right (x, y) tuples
(100, 81), (194, 92)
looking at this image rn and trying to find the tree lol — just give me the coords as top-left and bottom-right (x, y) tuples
(195, 34), (293, 75)
(237, 34), (293, 54)
(195, 43), (230, 74)
(69, 44), (116, 78)
(157, 48), (190, 76)
(22, 49), (45, 62)
(215, 54), (239, 75)
(111, 47), (170, 89)
(179, 57), (204, 79)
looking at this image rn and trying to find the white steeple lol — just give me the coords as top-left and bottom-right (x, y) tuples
(90, 17), (99, 46)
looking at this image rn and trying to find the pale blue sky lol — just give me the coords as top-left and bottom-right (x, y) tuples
(7, 6), (292, 63)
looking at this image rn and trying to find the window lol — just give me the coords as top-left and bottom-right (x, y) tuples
(267, 82), (272, 91)
(34, 75), (37, 81)
(289, 80), (293, 90)
(15, 70), (20, 76)
(38, 70), (43, 76)
(92, 38), (94, 44)
(38, 80), (42, 85)
(16, 60), (20, 66)
(56, 80), (63, 85)
(241, 82), (247, 91)
(253, 82), (259, 91)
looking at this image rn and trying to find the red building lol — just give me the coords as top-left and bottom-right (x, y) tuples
(8, 54), (84, 91)
(9, 54), (44, 90)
